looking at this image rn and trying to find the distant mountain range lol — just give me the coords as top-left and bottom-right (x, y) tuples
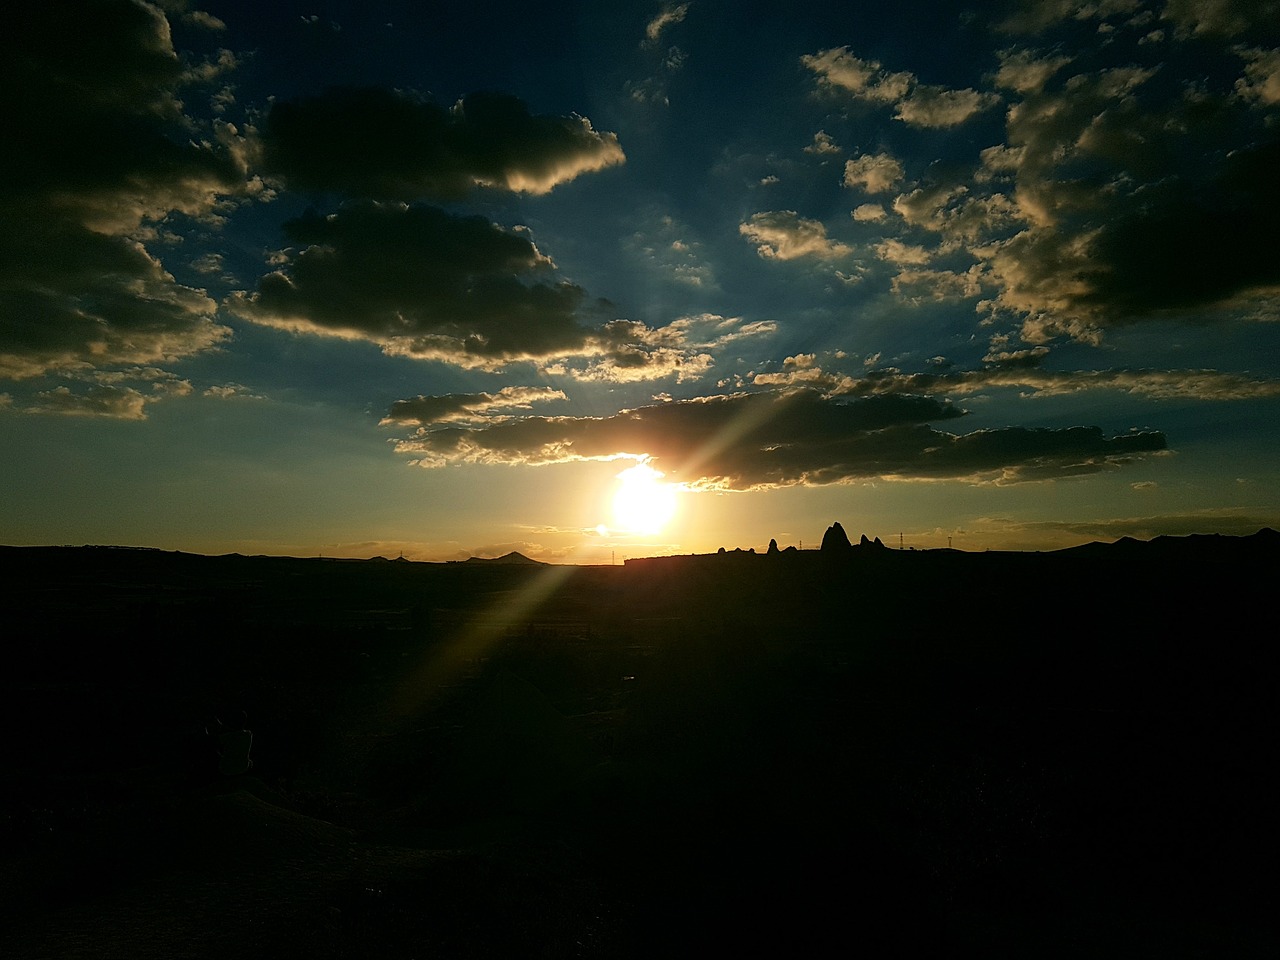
(1052, 527), (1279, 560)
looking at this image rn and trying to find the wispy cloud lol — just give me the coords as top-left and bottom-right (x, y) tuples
(803, 47), (999, 127)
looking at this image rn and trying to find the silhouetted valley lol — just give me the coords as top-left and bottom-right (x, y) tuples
(3, 529), (1277, 957)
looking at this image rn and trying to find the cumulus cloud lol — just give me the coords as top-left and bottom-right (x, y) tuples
(230, 203), (760, 379)
(802, 46), (998, 127)
(261, 87), (624, 199)
(0, 1), (251, 384)
(739, 211), (852, 261)
(389, 387), (1165, 487)
(227, 201), (591, 367)
(843, 153), (904, 193)
(852, 203), (888, 222)
(0, 219), (229, 381)
(871, 43), (1280, 344)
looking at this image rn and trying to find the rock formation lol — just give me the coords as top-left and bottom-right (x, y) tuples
(821, 522), (851, 552)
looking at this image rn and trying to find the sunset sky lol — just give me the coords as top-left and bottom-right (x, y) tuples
(3, 0), (1279, 562)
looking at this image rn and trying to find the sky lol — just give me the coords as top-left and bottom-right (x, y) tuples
(2, 0), (1279, 562)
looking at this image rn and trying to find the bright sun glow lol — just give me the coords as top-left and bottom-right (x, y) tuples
(611, 462), (677, 535)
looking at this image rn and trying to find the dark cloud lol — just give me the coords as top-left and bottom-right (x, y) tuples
(0, 201), (228, 381)
(228, 201), (591, 365)
(0, 1), (251, 381)
(1082, 138), (1280, 315)
(230, 202), (748, 378)
(382, 386), (567, 426)
(261, 87), (624, 200)
(391, 387), (1164, 487)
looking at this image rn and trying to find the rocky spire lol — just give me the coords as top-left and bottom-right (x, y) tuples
(820, 522), (851, 551)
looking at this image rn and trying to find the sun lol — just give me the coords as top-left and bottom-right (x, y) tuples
(611, 462), (678, 535)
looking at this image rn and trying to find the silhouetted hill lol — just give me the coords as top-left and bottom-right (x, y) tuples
(463, 550), (542, 565)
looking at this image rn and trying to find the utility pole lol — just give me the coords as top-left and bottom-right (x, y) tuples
(948, 536), (952, 550)
(899, 532), (903, 550)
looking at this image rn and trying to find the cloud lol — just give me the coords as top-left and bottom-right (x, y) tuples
(184, 10), (228, 31)
(25, 385), (151, 420)
(1236, 46), (1280, 105)
(261, 87), (624, 200)
(383, 386), (568, 426)
(801, 48), (912, 104)
(624, 212), (720, 291)
(814, 365), (1280, 403)
(1161, 0), (1280, 39)
(230, 203), (757, 379)
(739, 211), (852, 261)
(868, 45), (1280, 343)
(993, 49), (1072, 94)
(895, 84), (1001, 128)
(0, 1), (251, 383)
(843, 153), (904, 193)
(802, 47), (997, 127)
(644, 3), (691, 44)
(853, 203), (888, 222)
(390, 387), (1165, 487)
(204, 383), (265, 400)
(805, 131), (842, 155)
(874, 239), (932, 265)
(0, 222), (228, 381)
(227, 201), (592, 367)
(1076, 139), (1280, 316)
(891, 266), (985, 303)
(571, 314), (774, 383)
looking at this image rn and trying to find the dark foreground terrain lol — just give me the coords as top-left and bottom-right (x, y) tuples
(2, 531), (1278, 957)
